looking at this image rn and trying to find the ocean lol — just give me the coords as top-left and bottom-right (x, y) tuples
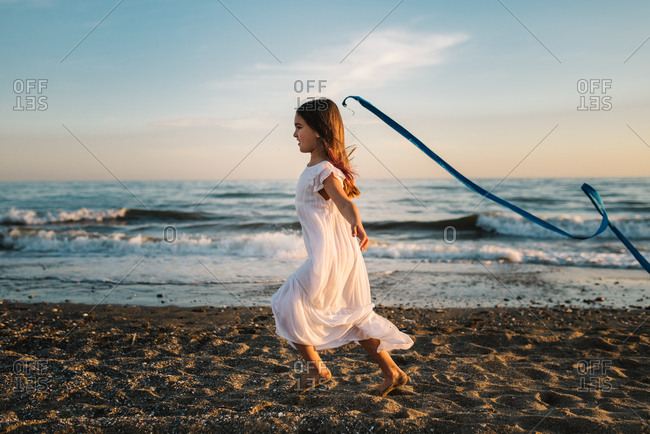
(1, 177), (648, 309)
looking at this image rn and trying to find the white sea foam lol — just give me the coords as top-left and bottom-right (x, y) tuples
(1, 228), (308, 259)
(476, 212), (650, 240)
(2, 227), (643, 269)
(363, 240), (642, 268)
(1, 207), (128, 225)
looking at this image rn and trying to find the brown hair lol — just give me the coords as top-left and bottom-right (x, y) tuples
(296, 98), (360, 198)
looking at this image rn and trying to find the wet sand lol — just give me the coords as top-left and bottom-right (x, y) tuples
(1, 300), (649, 433)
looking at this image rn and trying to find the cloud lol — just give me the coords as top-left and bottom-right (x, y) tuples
(209, 28), (469, 96)
(148, 28), (468, 129)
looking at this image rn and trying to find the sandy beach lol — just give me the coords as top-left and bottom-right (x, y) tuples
(1, 300), (649, 433)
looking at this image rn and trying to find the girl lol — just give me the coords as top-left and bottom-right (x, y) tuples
(270, 97), (413, 397)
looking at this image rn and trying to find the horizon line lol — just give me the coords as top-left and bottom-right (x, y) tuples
(1, 175), (649, 183)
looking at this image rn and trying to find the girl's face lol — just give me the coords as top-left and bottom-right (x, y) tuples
(294, 114), (321, 154)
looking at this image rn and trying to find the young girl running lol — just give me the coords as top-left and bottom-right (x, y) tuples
(270, 98), (413, 397)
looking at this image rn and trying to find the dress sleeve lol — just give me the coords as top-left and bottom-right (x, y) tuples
(313, 162), (346, 193)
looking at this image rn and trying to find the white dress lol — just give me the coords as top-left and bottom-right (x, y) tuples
(270, 160), (414, 352)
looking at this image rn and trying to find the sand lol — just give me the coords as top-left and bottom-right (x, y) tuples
(1, 300), (649, 433)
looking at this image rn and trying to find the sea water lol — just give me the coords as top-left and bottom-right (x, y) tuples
(1, 177), (648, 308)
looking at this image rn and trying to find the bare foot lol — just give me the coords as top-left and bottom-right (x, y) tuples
(377, 369), (408, 397)
(293, 366), (332, 393)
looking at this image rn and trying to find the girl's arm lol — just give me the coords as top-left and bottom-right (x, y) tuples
(322, 174), (370, 252)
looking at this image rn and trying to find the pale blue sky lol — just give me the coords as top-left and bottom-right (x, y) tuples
(1, 0), (649, 181)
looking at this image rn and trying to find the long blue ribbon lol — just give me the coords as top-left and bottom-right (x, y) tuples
(342, 95), (650, 274)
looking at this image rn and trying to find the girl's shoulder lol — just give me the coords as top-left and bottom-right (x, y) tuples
(307, 160), (344, 177)
(310, 160), (345, 193)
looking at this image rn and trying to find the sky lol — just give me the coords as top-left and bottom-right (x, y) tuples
(1, 0), (649, 182)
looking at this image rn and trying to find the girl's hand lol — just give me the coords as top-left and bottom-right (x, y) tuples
(352, 224), (369, 252)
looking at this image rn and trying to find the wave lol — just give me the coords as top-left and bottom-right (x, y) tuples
(364, 241), (644, 269)
(1, 227), (645, 269)
(359, 212), (650, 241)
(1, 207), (128, 225)
(476, 212), (650, 240)
(3, 205), (649, 243)
(364, 214), (480, 232)
(0, 207), (213, 225)
(0, 227), (307, 259)
(210, 191), (293, 199)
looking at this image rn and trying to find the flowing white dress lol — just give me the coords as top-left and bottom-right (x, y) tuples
(270, 160), (414, 352)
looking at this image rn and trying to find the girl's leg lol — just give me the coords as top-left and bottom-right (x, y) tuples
(293, 343), (331, 392)
(358, 338), (408, 396)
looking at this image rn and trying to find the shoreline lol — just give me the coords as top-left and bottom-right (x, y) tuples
(1, 301), (649, 432)
(2, 262), (648, 310)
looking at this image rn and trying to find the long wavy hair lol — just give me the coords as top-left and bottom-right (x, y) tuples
(296, 98), (360, 198)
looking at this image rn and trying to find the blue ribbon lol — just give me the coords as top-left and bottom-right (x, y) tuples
(342, 95), (650, 274)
